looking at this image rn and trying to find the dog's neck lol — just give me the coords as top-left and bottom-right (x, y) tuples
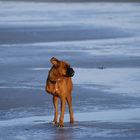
(48, 77), (66, 84)
(48, 79), (56, 84)
(48, 68), (67, 84)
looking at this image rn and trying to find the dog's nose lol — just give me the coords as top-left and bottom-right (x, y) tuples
(66, 67), (75, 77)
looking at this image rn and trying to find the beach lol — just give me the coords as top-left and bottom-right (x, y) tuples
(0, 1), (140, 139)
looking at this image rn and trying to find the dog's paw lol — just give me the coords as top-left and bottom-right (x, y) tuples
(52, 121), (57, 125)
(56, 123), (64, 128)
(70, 119), (74, 124)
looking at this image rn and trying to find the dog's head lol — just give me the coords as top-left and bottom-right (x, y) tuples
(50, 57), (74, 77)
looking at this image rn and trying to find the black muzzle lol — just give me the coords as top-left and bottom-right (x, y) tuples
(66, 67), (75, 77)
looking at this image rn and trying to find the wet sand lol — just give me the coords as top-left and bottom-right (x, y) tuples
(0, 1), (140, 140)
(0, 25), (132, 44)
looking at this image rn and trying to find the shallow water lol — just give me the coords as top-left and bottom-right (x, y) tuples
(0, 1), (140, 139)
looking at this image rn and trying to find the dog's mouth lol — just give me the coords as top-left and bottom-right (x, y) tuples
(66, 67), (75, 77)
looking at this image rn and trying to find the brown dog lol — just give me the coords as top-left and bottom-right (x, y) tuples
(45, 57), (75, 127)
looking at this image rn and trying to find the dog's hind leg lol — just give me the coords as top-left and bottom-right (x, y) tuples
(67, 95), (74, 124)
(52, 95), (59, 124)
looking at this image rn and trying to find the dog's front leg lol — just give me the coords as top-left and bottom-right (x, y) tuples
(52, 95), (59, 124)
(59, 97), (66, 127)
(66, 95), (74, 124)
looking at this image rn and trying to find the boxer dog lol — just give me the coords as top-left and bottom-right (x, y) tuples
(45, 57), (75, 127)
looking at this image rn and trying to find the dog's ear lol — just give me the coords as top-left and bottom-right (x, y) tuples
(50, 57), (60, 67)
